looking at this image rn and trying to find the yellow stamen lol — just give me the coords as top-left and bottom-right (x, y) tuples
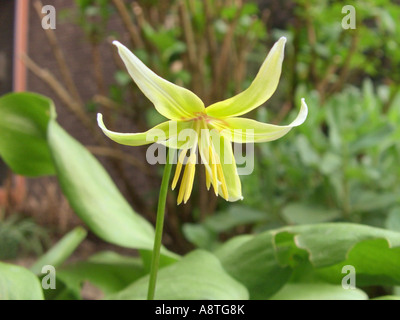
(184, 154), (196, 203)
(172, 149), (188, 190)
(177, 152), (196, 205)
(177, 164), (188, 205)
(209, 145), (218, 195)
(214, 151), (229, 200)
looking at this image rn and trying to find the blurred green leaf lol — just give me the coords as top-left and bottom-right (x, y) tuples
(204, 206), (267, 233)
(56, 251), (146, 298)
(47, 121), (156, 251)
(107, 250), (249, 300)
(385, 207), (400, 232)
(0, 93), (177, 259)
(317, 238), (400, 287)
(270, 283), (368, 300)
(0, 93), (56, 176)
(30, 227), (87, 275)
(0, 262), (44, 300)
(214, 230), (292, 299)
(182, 223), (217, 250)
(183, 205), (267, 250)
(215, 223), (400, 298)
(281, 203), (341, 224)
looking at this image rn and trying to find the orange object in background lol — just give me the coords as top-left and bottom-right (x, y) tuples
(0, 0), (29, 210)
(13, 0), (29, 92)
(0, 175), (27, 210)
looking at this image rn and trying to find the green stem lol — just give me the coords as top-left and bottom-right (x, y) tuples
(147, 150), (173, 300)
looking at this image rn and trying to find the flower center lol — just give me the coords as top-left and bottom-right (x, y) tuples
(190, 112), (212, 123)
(185, 112), (230, 128)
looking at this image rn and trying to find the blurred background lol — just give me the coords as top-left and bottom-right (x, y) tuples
(0, 0), (399, 261)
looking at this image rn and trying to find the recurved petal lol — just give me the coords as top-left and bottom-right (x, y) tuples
(209, 98), (308, 143)
(97, 113), (193, 147)
(113, 41), (205, 120)
(205, 37), (286, 119)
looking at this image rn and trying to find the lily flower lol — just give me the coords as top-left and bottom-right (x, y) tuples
(97, 37), (308, 205)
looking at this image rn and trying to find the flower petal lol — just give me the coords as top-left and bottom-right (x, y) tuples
(209, 98), (308, 143)
(211, 132), (243, 202)
(97, 113), (193, 147)
(113, 41), (205, 120)
(205, 37), (287, 118)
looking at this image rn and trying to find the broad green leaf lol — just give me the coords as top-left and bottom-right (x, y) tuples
(139, 249), (181, 272)
(214, 231), (292, 299)
(213, 234), (253, 262)
(30, 227), (87, 275)
(56, 251), (146, 298)
(0, 92), (178, 260)
(284, 223), (400, 267)
(203, 206), (267, 233)
(107, 250), (249, 300)
(182, 223), (217, 250)
(0, 262), (44, 300)
(270, 283), (368, 300)
(0, 92), (55, 176)
(281, 203), (341, 224)
(183, 206), (266, 249)
(317, 238), (400, 286)
(351, 191), (398, 213)
(215, 223), (400, 298)
(47, 121), (156, 251)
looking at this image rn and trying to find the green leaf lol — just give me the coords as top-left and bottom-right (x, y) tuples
(281, 203), (341, 224)
(56, 251), (146, 298)
(351, 191), (398, 213)
(47, 121), (156, 251)
(214, 231), (292, 299)
(0, 92), (178, 261)
(107, 250), (249, 300)
(182, 223), (217, 250)
(182, 205), (267, 249)
(204, 205), (267, 233)
(30, 227), (87, 275)
(215, 223), (400, 298)
(0, 262), (44, 300)
(213, 234), (253, 262)
(350, 124), (394, 153)
(0, 92), (56, 176)
(282, 223), (400, 267)
(317, 238), (400, 287)
(385, 207), (400, 232)
(270, 283), (368, 300)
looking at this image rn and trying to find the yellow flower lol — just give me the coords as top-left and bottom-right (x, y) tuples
(97, 37), (308, 205)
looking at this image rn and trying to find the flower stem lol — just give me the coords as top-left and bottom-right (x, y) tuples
(147, 150), (173, 300)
